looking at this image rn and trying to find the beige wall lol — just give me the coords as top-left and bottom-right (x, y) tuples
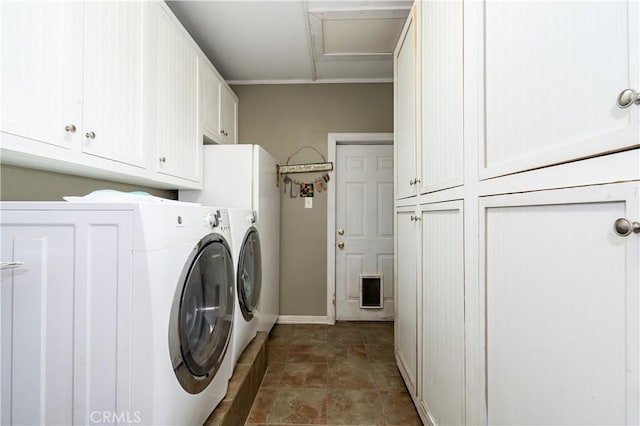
(0, 165), (177, 201)
(232, 83), (393, 316)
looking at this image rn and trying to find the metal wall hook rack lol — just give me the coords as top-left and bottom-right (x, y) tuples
(277, 146), (334, 189)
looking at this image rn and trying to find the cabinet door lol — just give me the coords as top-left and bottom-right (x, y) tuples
(82, 1), (145, 168)
(155, 6), (200, 182)
(419, 201), (465, 425)
(395, 208), (418, 394)
(481, 182), (640, 425)
(200, 60), (222, 142)
(482, 1), (639, 178)
(220, 85), (238, 144)
(0, 1), (82, 149)
(419, 1), (463, 194)
(1, 210), (133, 425)
(394, 7), (417, 200)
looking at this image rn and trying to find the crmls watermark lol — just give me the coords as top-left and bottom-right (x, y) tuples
(90, 411), (142, 424)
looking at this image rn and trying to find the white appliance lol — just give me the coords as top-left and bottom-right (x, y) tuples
(228, 209), (261, 368)
(180, 144), (280, 333)
(1, 201), (235, 425)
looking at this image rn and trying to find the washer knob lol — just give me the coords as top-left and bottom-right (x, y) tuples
(207, 211), (219, 228)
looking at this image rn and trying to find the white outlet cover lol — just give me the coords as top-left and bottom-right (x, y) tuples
(305, 198), (313, 208)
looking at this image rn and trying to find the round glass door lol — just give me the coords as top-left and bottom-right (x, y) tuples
(169, 233), (234, 394)
(238, 227), (262, 321)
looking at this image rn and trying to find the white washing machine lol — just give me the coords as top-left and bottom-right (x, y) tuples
(228, 208), (261, 369)
(0, 201), (235, 425)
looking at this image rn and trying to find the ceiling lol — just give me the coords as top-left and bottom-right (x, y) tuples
(166, 1), (412, 84)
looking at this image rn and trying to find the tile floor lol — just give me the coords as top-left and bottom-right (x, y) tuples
(245, 322), (423, 425)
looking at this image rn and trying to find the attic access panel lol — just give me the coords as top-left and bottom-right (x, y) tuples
(308, 9), (409, 61)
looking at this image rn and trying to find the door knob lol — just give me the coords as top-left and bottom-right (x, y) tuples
(85, 131), (96, 139)
(616, 89), (640, 109)
(338, 241), (345, 249)
(338, 229), (344, 236)
(614, 218), (640, 237)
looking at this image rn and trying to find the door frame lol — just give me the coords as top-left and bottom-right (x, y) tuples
(326, 132), (394, 324)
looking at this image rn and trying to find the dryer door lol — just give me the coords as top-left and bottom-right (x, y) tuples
(169, 233), (234, 394)
(237, 226), (262, 321)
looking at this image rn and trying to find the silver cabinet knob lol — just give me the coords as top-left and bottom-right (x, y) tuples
(614, 218), (640, 237)
(65, 124), (76, 133)
(414, 178), (421, 184)
(616, 89), (640, 109)
(85, 131), (96, 139)
(409, 179), (415, 186)
(159, 157), (166, 163)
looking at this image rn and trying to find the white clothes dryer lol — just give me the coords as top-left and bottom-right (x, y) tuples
(228, 208), (261, 369)
(0, 201), (235, 426)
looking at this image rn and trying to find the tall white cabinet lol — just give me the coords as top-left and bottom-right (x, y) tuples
(395, 1), (640, 425)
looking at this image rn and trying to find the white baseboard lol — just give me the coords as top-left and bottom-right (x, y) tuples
(276, 315), (332, 325)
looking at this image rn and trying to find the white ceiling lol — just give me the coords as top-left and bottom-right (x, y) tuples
(165, 1), (412, 84)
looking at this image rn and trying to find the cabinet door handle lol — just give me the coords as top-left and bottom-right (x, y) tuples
(414, 178), (421, 184)
(614, 218), (640, 237)
(85, 131), (96, 139)
(159, 157), (166, 163)
(65, 124), (76, 133)
(0, 261), (24, 270)
(616, 89), (640, 109)
(409, 179), (415, 186)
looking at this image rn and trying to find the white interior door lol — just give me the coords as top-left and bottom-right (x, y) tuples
(335, 144), (394, 320)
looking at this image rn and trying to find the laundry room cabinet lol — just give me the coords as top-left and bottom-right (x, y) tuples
(481, 182), (640, 425)
(1, 0), (236, 190)
(1, 209), (134, 425)
(394, 207), (418, 396)
(199, 61), (238, 145)
(0, 1), (82, 152)
(150, 3), (201, 183)
(394, 0), (640, 424)
(394, 6), (417, 200)
(1, 1), (146, 168)
(480, 0), (639, 179)
(220, 85), (238, 145)
(418, 200), (465, 426)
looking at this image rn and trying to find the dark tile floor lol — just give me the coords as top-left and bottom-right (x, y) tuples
(245, 322), (423, 426)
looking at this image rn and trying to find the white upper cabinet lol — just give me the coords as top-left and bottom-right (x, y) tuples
(199, 64), (237, 145)
(482, 1), (639, 179)
(152, 4), (200, 182)
(1, 1), (83, 150)
(0, 0), (238, 189)
(200, 61), (223, 142)
(394, 6), (417, 200)
(1, 1), (146, 169)
(82, 1), (145, 167)
(419, 0), (463, 194)
(220, 85), (238, 145)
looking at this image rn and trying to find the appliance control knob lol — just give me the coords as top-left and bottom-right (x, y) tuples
(207, 211), (219, 228)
